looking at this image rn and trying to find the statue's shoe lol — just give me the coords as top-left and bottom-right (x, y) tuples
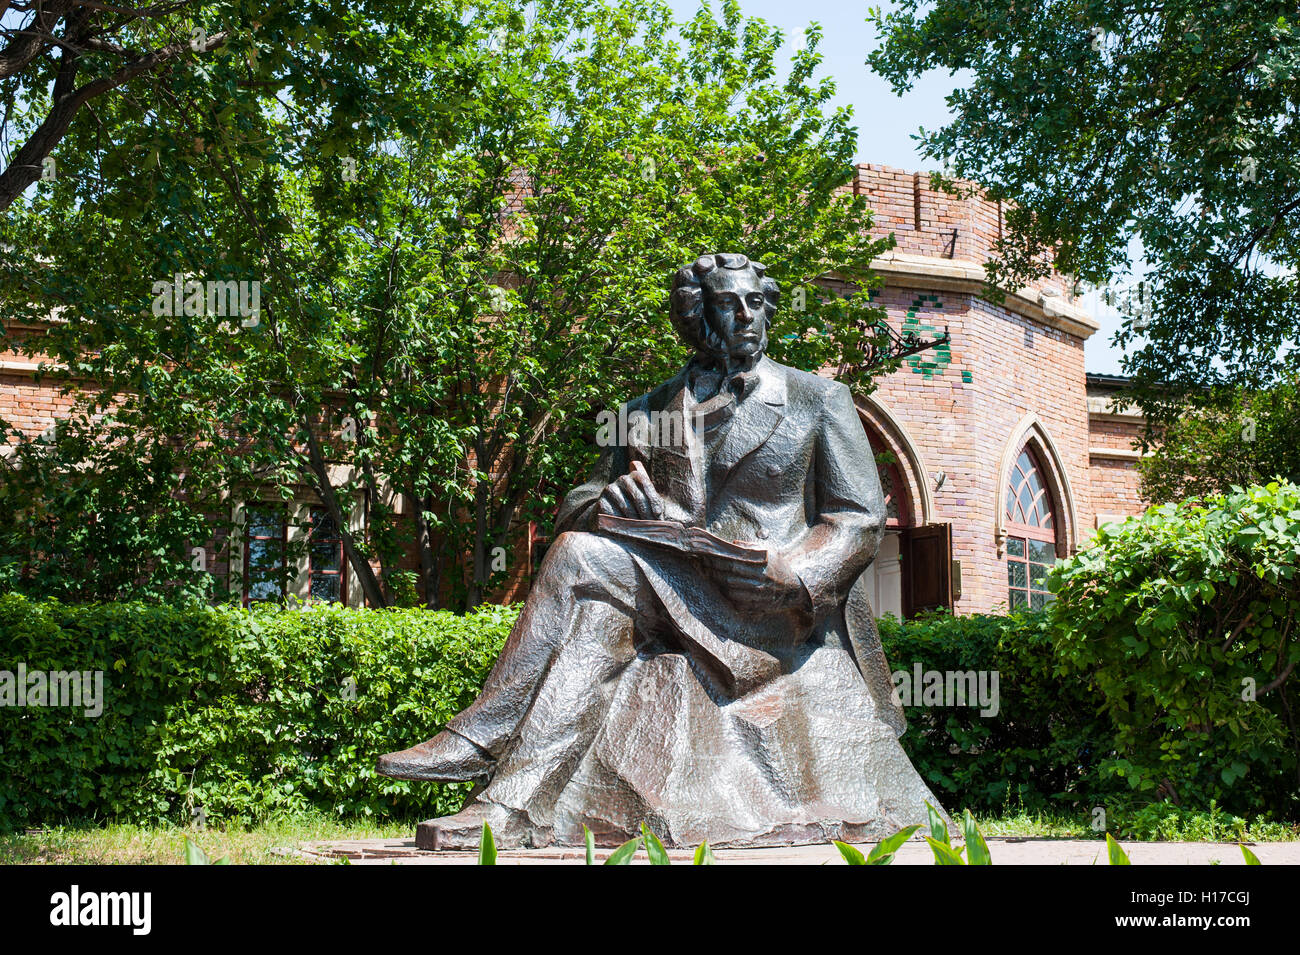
(416, 801), (542, 850)
(376, 730), (494, 782)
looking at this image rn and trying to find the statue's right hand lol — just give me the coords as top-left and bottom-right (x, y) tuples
(597, 460), (665, 520)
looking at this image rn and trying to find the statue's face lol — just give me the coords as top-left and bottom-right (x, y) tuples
(701, 267), (768, 361)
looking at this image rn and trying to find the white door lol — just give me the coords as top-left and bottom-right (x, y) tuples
(861, 531), (903, 621)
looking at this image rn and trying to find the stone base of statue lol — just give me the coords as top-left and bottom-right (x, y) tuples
(414, 638), (944, 850)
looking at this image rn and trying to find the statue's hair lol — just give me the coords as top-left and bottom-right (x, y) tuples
(669, 252), (780, 354)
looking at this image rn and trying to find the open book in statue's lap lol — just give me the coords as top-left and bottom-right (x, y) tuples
(377, 253), (944, 849)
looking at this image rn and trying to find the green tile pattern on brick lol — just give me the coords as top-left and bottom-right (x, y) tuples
(903, 294), (951, 380)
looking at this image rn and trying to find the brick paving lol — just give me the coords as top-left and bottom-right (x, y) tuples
(286, 836), (1299, 866)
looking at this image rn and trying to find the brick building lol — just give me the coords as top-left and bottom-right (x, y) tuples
(0, 162), (1148, 615)
(842, 164), (1146, 616)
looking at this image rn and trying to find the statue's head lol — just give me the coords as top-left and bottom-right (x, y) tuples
(670, 253), (779, 363)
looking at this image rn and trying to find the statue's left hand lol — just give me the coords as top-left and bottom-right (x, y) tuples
(701, 550), (811, 613)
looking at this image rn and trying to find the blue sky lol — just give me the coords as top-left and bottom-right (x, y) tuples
(666, 0), (1131, 374)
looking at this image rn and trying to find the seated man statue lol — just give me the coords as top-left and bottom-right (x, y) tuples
(379, 252), (943, 849)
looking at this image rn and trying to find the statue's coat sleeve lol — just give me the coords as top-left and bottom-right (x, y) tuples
(786, 382), (887, 621)
(554, 425), (627, 535)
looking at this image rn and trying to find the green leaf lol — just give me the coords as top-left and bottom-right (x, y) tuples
(1239, 844), (1261, 865)
(926, 836), (966, 865)
(477, 820), (497, 866)
(693, 841), (717, 865)
(642, 822), (671, 865)
(962, 810), (992, 865)
(584, 825), (596, 866)
(1105, 833), (1130, 865)
(603, 836), (642, 865)
(925, 801), (949, 845)
(183, 837), (208, 865)
(865, 824), (922, 865)
(834, 840), (867, 865)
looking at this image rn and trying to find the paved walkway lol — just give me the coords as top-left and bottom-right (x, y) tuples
(288, 837), (1300, 865)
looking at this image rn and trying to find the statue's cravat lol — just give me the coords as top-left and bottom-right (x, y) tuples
(688, 360), (760, 405)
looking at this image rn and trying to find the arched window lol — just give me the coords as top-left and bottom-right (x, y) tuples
(1004, 445), (1057, 610)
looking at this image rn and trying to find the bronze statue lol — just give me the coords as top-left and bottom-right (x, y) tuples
(378, 252), (944, 849)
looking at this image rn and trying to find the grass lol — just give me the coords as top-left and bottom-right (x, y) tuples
(0, 814), (414, 865)
(976, 810), (1097, 839)
(976, 805), (1299, 843)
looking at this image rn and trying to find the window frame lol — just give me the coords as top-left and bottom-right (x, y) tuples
(1004, 445), (1059, 610)
(306, 505), (348, 606)
(865, 430), (912, 529)
(242, 502), (289, 607)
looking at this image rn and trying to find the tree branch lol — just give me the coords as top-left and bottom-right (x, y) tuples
(0, 0), (75, 80)
(0, 28), (227, 209)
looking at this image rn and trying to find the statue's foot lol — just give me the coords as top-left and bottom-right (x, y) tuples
(416, 801), (541, 850)
(376, 730), (494, 782)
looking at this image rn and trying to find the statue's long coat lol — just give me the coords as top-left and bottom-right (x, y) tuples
(444, 355), (942, 847)
(555, 354), (906, 731)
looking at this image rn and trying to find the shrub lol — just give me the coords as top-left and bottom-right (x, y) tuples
(877, 610), (1117, 814)
(0, 596), (517, 830)
(1050, 481), (1300, 817)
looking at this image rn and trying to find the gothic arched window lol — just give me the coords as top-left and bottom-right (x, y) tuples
(1004, 445), (1057, 610)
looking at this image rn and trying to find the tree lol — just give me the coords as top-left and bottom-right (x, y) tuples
(1136, 376), (1300, 502)
(2, 1), (478, 605)
(2, 0), (897, 609)
(0, 0), (236, 210)
(867, 0), (1300, 429)
(0, 411), (220, 602)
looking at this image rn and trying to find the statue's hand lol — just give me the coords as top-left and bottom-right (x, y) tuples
(705, 550), (811, 613)
(597, 460), (665, 521)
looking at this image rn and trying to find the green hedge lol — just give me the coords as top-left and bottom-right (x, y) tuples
(6, 564), (1294, 830)
(0, 595), (517, 830)
(878, 610), (1119, 814)
(6, 593), (1110, 829)
(1050, 482), (1300, 816)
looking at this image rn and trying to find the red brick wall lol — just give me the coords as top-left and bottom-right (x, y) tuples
(852, 163), (1071, 298)
(1087, 457), (1146, 517)
(1087, 411), (1147, 519)
(849, 285), (1092, 614)
(828, 164), (1145, 615)
(0, 363), (82, 442)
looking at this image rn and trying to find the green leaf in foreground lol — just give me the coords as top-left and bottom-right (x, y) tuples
(642, 822), (671, 865)
(1106, 833), (1130, 865)
(962, 810), (992, 865)
(866, 824), (923, 865)
(925, 801), (949, 845)
(585, 826), (596, 866)
(183, 837), (229, 865)
(834, 841), (867, 865)
(603, 836), (642, 865)
(693, 841), (717, 865)
(477, 820), (497, 866)
(1240, 844), (1261, 865)
(184, 837), (208, 865)
(926, 836), (966, 865)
